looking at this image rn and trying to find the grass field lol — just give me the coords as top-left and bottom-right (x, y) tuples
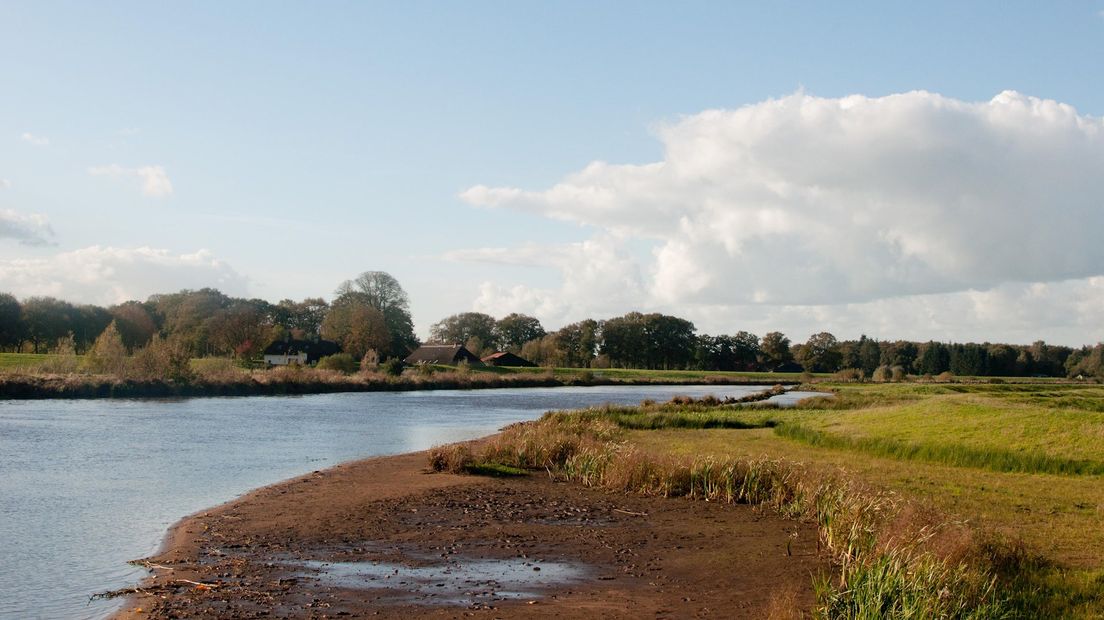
(0, 352), (73, 370)
(610, 383), (1104, 616)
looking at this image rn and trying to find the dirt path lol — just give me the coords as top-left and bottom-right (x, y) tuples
(115, 450), (827, 619)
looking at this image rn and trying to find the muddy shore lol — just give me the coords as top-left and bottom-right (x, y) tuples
(113, 447), (827, 619)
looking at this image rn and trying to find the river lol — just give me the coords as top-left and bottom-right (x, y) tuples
(0, 384), (814, 619)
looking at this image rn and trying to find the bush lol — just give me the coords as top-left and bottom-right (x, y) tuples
(936, 371), (956, 382)
(890, 366), (907, 382)
(380, 358), (405, 376)
(83, 321), (128, 376)
(834, 368), (865, 382)
(872, 366), (892, 382)
(128, 335), (194, 382)
(316, 353), (358, 374)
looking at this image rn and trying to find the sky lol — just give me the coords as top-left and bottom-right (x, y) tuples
(1, 2), (1103, 346)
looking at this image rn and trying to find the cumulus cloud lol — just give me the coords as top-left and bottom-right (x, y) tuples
(461, 90), (1104, 307)
(0, 209), (55, 246)
(0, 246), (248, 305)
(0, 179), (11, 189)
(454, 91), (1104, 344)
(89, 164), (174, 197)
(20, 132), (49, 146)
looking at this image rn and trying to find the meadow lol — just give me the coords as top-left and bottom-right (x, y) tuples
(438, 381), (1104, 618)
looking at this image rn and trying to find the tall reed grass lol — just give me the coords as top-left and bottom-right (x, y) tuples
(442, 412), (1031, 619)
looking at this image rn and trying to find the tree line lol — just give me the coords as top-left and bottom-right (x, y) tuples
(428, 310), (1102, 379)
(1, 274), (1101, 379)
(0, 271), (418, 364)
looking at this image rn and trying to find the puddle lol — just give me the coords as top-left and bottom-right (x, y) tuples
(292, 555), (589, 605)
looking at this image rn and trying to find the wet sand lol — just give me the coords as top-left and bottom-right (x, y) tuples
(114, 447), (827, 618)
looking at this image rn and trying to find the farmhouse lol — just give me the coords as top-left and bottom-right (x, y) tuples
(263, 339), (340, 366)
(481, 351), (537, 367)
(404, 344), (483, 366)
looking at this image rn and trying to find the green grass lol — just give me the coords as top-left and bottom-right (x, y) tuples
(517, 383), (1104, 616)
(0, 352), (77, 369)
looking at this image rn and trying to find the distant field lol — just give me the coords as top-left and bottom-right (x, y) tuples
(621, 382), (1104, 615)
(0, 353), (70, 370)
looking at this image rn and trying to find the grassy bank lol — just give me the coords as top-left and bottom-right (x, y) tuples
(436, 383), (1104, 618)
(0, 363), (801, 399)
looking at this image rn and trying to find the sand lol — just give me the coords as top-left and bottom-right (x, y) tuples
(113, 447), (827, 619)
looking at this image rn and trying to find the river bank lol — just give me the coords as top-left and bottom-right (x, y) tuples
(109, 445), (826, 619)
(0, 368), (797, 400)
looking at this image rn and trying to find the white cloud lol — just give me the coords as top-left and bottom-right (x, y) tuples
(0, 246), (248, 305)
(0, 179), (11, 189)
(20, 132), (50, 146)
(461, 90), (1104, 307)
(457, 91), (1104, 344)
(0, 209), (55, 246)
(89, 164), (174, 197)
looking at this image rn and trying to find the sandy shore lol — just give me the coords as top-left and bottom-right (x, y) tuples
(113, 445), (827, 619)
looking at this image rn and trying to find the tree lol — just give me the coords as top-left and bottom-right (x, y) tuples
(321, 301), (390, 360)
(429, 312), (497, 349)
(83, 321), (128, 375)
(858, 336), (881, 376)
(795, 332), (841, 373)
(333, 271), (418, 358)
(494, 313), (546, 353)
(275, 297), (329, 337)
(148, 288), (232, 355)
(110, 301), (158, 350)
(72, 305), (113, 354)
(0, 293), (22, 351)
(554, 319), (599, 368)
(20, 297), (75, 353)
(209, 302), (273, 360)
(760, 332), (793, 366)
(917, 341), (950, 375)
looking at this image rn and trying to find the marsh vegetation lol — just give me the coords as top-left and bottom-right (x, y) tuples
(433, 382), (1104, 618)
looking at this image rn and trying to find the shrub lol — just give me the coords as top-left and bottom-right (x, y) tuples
(83, 321), (128, 376)
(936, 371), (956, 382)
(316, 353), (358, 374)
(834, 368), (865, 382)
(380, 358), (405, 376)
(870, 366), (888, 382)
(890, 366), (907, 382)
(128, 335), (194, 382)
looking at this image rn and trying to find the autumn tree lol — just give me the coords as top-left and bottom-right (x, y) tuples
(332, 271), (418, 358)
(83, 321), (128, 375)
(110, 301), (158, 350)
(209, 302), (274, 359)
(321, 300), (390, 360)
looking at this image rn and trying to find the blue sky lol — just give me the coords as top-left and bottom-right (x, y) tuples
(2, 2), (1103, 345)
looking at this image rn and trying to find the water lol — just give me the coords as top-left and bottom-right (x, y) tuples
(293, 556), (588, 606)
(0, 384), (814, 619)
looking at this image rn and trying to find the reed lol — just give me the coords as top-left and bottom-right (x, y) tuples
(452, 413), (1026, 619)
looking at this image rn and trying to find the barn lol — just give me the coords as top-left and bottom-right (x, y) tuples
(481, 351), (537, 367)
(404, 344), (483, 366)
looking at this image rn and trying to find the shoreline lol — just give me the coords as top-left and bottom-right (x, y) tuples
(109, 439), (826, 619)
(0, 372), (797, 400)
